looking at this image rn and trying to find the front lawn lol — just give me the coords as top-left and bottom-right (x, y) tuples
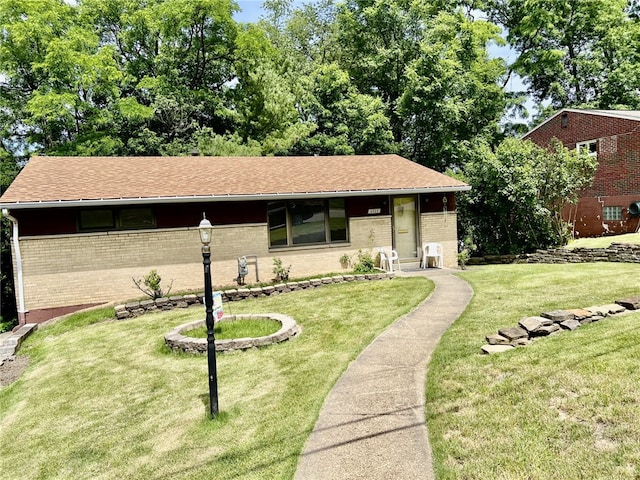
(565, 232), (640, 249)
(427, 263), (640, 479)
(0, 277), (431, 480)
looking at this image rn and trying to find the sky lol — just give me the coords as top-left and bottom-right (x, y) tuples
(234, 1), (267, 22)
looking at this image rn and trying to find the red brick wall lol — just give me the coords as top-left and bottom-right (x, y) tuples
(524, 111), (640, 149)
(565, 195), (640, 237)
(585, 134), (640, 197)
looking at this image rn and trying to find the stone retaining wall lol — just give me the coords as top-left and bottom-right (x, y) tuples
(481, 296), (640, 354)
(466, 243), (640, 266)
(115, 272), (395, 319)
(164, 313), (300, 353)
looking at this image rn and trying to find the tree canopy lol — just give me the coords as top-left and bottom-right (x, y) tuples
(457, 137), (598, 255)
(0, 0), (512, 163)
(2, 0), (638, 163)
(485, 0), (640, 113)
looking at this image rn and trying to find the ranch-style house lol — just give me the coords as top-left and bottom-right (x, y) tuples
(0, 154), (469, 324)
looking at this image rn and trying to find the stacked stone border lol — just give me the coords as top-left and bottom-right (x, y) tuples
(165, 313), (300, 354)
(115, 272), (396, 319)
(481, 296), (640, 354)
(467, 243), (640, 266)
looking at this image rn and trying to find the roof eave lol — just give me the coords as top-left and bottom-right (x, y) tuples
(0, 186), (471, 210)
(522, 108), (640, 139)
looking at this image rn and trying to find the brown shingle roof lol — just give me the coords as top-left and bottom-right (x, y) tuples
(0, 154), (469, 208)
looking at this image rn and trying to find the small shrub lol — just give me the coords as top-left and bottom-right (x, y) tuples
(339, 253), (351, 268)
(0, 315), (16, 334)
(352, 250), (376, 274)
(272, 257), (291, 282)
(457, 237), (477, 270)
(132, 269), (173, 299)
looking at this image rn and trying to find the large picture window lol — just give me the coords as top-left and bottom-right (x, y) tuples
(268, 199), (348, 247)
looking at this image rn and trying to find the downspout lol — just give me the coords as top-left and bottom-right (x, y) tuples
(1, 209), (27, 324)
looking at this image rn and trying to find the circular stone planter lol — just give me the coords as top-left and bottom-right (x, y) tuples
(164, 313), (300, 353)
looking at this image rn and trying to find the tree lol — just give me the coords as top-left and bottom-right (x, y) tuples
(334, 0), (433, 143)
(0, 0), (157, 155)
(458, 137), (597, 255)
(485, 0), (640, 109)
(231, 23), (300, 145)
(398, 11), (507, 170)
(282, 0), (339, 65)
(331, 1), (509, 169)
(288, 63), (395, 155)
(0, 154), (19, 330)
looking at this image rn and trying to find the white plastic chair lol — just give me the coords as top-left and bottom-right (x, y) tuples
(421, 243), (443, 269)
(378, 248), (389, 271)
(378, 248), (401, 272)
(388, 249), (401, 272)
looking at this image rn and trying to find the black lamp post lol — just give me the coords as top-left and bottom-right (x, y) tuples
(198, 215), (219, 418)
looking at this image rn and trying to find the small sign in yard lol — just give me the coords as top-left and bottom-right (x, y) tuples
(213, 291), (224, 322)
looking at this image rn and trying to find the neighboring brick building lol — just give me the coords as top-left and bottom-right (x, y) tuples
(0, 154), (468, 324)
(523, 109), (640, 238)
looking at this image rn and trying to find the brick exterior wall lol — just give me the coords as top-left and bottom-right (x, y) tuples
(585, 134), (640, 198)
(13, 210), (459, 320)
(420, 211), (459, 268)
(565, 195), (640, 237)
(524, 112), (640, 149)
(524, 111), (640, 237)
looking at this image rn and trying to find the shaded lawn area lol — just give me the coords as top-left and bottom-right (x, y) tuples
(0, 277), (431, 480)
(427, 263), (640, 480)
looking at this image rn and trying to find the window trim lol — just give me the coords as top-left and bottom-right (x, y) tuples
(78, 207), (156, 232)
(576, 139), (598, 157)
(268, 198), (348, 248)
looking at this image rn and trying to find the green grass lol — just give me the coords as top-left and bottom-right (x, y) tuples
(565, 232), (640, 249)
(427, 263), (640, 479)
(0, 277), (431, 480)
(186, 318), (281, 340)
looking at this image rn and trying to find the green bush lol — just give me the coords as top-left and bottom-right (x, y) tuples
(132, 269), (172, 299)
(272, 257), (291, 282)
(352, 250), (376, 273)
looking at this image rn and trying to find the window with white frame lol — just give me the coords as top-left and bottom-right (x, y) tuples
(603, 206), (622, 221)
(576, 139), (597, 157)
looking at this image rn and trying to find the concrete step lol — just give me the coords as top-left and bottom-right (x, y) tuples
(0, 323), (38, 357)
(0, 345), (16, 356)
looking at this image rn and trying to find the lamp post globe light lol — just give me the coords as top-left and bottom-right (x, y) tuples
(198, 214), (219, 418)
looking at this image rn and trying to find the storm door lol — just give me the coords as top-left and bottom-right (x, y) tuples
(392, 196), (418, 260)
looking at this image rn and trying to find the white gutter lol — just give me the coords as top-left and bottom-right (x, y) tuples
(1, 209), (26, 323)
(0, 185), (472, 210)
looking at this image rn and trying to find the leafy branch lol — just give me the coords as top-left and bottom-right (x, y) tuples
(132, 269), (173, 300)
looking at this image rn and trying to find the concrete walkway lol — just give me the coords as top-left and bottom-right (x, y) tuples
(294, 268), (473, 480)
